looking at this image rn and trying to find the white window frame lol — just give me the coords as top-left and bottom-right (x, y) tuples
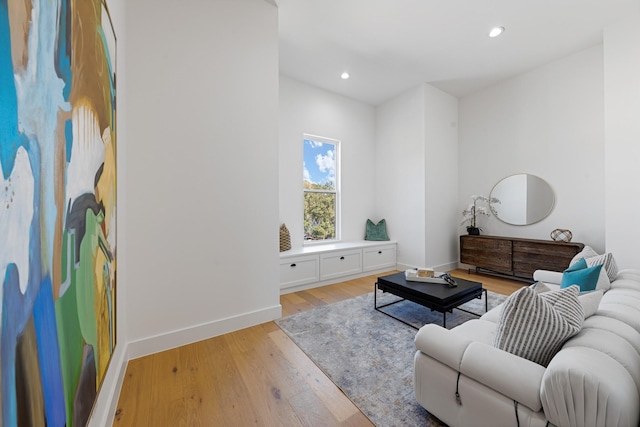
(303, 133), (341, 245)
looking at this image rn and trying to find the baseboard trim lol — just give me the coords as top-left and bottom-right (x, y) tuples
(127, 305), (282, 360)
(88, 344), (129, 427)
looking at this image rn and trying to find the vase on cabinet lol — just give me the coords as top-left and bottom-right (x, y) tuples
(467, 227), (480, 235)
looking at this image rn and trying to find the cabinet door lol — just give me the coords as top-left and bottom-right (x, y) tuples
(363, 245), (397, 272)
(279, 255), (319, 289)
(513, 241), (581, 278)
(320, 249), (362, 280)
(460, 236), (512, 274)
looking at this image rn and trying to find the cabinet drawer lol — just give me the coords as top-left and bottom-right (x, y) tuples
(280, 255), (319, 289)
(363, 245), (396, 272)
(320, 249), (362, 280)
(460, 235), (583, 281)
(513, 241), (581, 275)
(460, 236), (512, 274)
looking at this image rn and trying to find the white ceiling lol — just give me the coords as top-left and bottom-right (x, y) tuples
(278, 0), (639, 105)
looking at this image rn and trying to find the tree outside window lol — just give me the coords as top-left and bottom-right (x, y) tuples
(303, 136), (339, 242)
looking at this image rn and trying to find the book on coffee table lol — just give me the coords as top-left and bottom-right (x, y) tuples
(404, 269), (448, 284)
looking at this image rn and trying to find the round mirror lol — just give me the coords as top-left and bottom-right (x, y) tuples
(489, 174), (555, 225)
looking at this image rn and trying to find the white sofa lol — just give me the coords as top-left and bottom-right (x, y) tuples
(413, 266), (640, 427)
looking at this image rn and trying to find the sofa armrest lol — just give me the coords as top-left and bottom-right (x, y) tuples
(415, 323), (472, 370)
(415, 324), (545, 412)
(461, 342), (545, 411)
(533, 269), (563, 285)
(542, 347), (640, 427)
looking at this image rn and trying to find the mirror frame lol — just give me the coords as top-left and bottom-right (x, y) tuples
(489, 174), (555, 226)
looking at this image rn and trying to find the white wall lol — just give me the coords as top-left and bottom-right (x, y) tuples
(424, 85), (459, 270)
(374, 84), (458, 270)
(125, 0), (280, 354)
(459, 45), (606, 252)
(376, 86), (426, 268)
(605, 13), (640, 269)
(279, 76), (377, 248)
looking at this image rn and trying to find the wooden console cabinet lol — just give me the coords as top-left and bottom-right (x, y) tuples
(460, 235), (584, 281)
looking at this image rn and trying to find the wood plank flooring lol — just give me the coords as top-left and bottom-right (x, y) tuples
(113, 269), (523, 426)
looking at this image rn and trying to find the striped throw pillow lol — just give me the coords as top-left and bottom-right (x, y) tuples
(494, 285), (584, 366)
(569, 247), (619, 282)
(584, 252), (619, 282)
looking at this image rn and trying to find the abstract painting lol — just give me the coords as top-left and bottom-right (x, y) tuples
(1, 0), (117, 425)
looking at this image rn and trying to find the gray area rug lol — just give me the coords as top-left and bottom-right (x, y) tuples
(276, 289), (508, 426)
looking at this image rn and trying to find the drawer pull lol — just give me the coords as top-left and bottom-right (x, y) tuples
(340, 256), (345, 260)
(290, 263), (296, 267)
(378, 251), (382, 254)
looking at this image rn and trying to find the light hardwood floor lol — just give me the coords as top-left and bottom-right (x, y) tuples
(113, 269), (523, 426)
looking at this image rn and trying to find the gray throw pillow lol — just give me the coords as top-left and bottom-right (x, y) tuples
(494, 285), (584, 366)
(584, 252), (619, 282)
(569, 245), (599, 266)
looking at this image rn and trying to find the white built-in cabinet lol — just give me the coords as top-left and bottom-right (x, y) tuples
(279, 241), (397, 293)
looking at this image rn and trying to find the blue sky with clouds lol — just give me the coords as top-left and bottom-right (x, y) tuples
(303, 139), (336, 188)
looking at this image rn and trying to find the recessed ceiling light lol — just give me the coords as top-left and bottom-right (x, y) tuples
(341, 72), (350, 80)
(489, 27), (505, 38)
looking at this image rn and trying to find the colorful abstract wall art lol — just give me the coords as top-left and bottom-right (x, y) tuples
(1, 0), (117, 425)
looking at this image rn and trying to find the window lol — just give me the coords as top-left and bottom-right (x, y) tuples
(303, 135), (339, 242)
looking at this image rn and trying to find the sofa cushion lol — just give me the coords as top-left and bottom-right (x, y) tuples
(451, 318), (496, 345)
(598, 290), (640, 333)
(534, 282), (603, 318)
(494, 286), (584, 366)
(614, 270), (640, 287)
(561, 258), (604, 292)
(578, 290), (604, 318)
(480, 304), (502, 323)
(583, 314), (640, 356)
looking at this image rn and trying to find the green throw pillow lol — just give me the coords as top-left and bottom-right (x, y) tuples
(560, 258), (602, 292)
(365, 219), (389, 241)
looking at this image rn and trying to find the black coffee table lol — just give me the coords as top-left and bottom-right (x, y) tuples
(375, 272), (487, 328)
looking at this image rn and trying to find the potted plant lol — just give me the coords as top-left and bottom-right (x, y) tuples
(461, 195), (500, 235)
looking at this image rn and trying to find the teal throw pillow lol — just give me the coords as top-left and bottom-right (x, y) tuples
(560, 258), (603, 292)
(365, 219), (389, 241)
(566, 257), (588, 272)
